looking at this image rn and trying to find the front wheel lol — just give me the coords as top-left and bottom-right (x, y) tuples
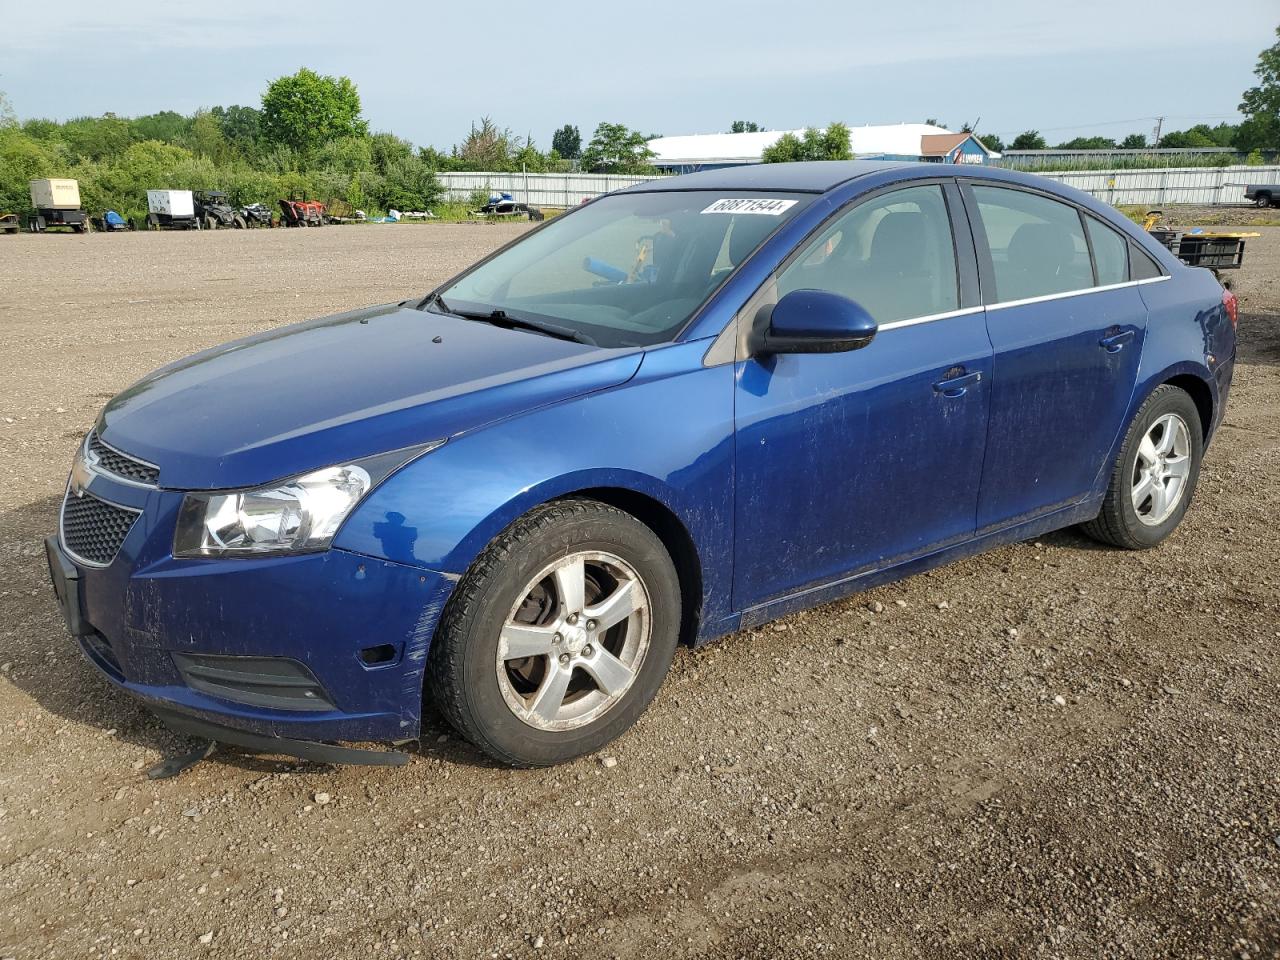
(427, 499), (681, 766)
(1079, 385), (1203, 549)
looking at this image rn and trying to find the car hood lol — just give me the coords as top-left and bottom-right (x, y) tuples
(99, 303), (644, 490)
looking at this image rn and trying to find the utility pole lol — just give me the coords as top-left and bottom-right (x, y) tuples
(1152, 116), (1164, 149)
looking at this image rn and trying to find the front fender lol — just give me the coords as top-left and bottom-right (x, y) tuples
(334, 341), (736, 627)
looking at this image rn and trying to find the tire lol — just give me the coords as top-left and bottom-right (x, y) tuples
(204, 215), (217, 230)
(1079, 384), (1204, 549)
(233, 215), (246, 229)
(146, 213), (159, 230)
(1255, 194), (1271, 208)
(427, 499), (681, 766)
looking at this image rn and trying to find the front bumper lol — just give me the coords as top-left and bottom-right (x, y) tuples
(46, 476), (457, 745)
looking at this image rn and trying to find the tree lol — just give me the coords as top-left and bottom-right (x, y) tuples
(761, 123), (852, 163)
(730, 120), (761, 133)
(60, 114), (135, 161)
(1120, 133), (1148, 149)
(185, 110), (229, 161)
(1, 90), (17, 129)
(975, 133), (1004, 153)
(453, 117), (517, 170)
(1010, 130), (1047, 150)
(132, 110), (191, 144)
(260, 68), (366, 155)
(1238, 27), (1280, 150)
(580, 122), (655, 173)
(551, 124), (581, 159)
(210, 105), (261, 154)
(1158, 129), (1216, 149)
(378, 156), (441, 211)
(1055, 136), (1116, 150)
(369, 132), (415, 173)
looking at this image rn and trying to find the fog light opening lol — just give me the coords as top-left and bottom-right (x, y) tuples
(359, 644), (398, 666)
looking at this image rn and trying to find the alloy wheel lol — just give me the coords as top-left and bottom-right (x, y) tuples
(496, 551), (651, 731)
(1131, 412), (1192, 526)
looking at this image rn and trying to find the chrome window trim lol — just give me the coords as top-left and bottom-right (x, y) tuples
(878, 306), (985, 332)
(705, 274), (1172, 365)
(984, 274), (1170, 313)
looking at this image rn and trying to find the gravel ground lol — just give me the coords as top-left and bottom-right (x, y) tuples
(0, 224), (1277, 960)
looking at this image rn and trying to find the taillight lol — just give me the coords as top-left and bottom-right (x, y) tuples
(1222, 287), (1238, 329)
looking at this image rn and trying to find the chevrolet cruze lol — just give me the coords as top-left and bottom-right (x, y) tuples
(46, 161), (1237, 768)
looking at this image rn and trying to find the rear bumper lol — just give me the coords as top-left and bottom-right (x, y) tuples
(48, 526), (457, 744)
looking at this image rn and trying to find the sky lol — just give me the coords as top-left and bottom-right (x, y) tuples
(1, 0), (1276, 149)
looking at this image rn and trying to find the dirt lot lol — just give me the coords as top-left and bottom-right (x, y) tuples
(0, 223), (1277, 960)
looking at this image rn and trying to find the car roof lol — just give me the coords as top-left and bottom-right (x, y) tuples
(624, 160), (937, 194)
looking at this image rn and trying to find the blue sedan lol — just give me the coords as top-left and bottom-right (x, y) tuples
(46, 161), (1237, 768)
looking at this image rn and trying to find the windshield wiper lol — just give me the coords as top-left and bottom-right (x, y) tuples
(445, 306), (596, 346)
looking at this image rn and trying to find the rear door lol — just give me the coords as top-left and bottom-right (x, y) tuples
(961, 182), (1150, 530)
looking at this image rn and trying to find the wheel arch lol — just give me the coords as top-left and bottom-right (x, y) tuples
(561, 486), (704, 646)
(1163, 372), (1214, 440)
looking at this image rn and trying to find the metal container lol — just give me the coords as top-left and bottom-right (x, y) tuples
(29, 179), (81, 210)
(147, 190), (195, 218)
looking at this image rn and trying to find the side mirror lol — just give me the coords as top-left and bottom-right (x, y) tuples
(749, 289), (878, 356)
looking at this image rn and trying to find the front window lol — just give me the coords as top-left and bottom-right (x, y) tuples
(776, 184), (959, 323)
(435, 190), (813, 347)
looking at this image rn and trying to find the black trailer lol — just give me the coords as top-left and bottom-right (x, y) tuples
(29, 208), (91, 233)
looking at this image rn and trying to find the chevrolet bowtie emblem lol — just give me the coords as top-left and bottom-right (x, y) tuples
(70, 452), (94, 497)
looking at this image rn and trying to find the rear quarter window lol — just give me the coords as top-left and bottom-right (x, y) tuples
(1085, 216), (1129, 286)
(1128, 240), (1165, 280)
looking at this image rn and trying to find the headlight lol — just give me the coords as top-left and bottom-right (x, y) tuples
(173, 443), (442, 558)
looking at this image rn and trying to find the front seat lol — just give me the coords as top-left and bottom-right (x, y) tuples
(851, 212), (935, 322)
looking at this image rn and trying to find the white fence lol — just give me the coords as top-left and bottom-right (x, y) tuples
(437, 171), (666, 208)
(438, 165), (1280, 209)
(1033, 165), (1280, 206)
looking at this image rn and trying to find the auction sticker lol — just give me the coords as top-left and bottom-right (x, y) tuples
(701, 198), (798, 215)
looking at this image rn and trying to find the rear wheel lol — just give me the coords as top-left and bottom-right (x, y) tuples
(1079, 385), (1203, 549)
(427, 499), (681, 766)
(233, 215), (246, 229)
(1255, 194), (1272, 208)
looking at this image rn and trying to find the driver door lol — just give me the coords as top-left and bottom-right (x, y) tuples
(732, 182), (993, 610)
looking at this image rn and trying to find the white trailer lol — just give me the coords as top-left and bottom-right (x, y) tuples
(145, 189), (199, 229)
(28, 179), (89, 233)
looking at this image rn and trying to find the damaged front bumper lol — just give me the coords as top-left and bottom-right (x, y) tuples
(45, 501), (457, 752)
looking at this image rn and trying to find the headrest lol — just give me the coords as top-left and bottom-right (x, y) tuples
(1007, 223), (1073, 274)
(870, 212), (926, 267)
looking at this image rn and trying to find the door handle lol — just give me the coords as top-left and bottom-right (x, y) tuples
(1099, 329), (1135, 353)
(932, 369), (982, 398)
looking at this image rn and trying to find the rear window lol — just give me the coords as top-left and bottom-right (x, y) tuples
(971, 185), (1093, 303)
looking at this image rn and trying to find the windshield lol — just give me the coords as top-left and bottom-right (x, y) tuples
(434, 190), (813, 347)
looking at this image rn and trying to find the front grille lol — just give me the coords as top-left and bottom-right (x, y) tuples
(61, 490), (140, 566)
(88, 430), (159, 485)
